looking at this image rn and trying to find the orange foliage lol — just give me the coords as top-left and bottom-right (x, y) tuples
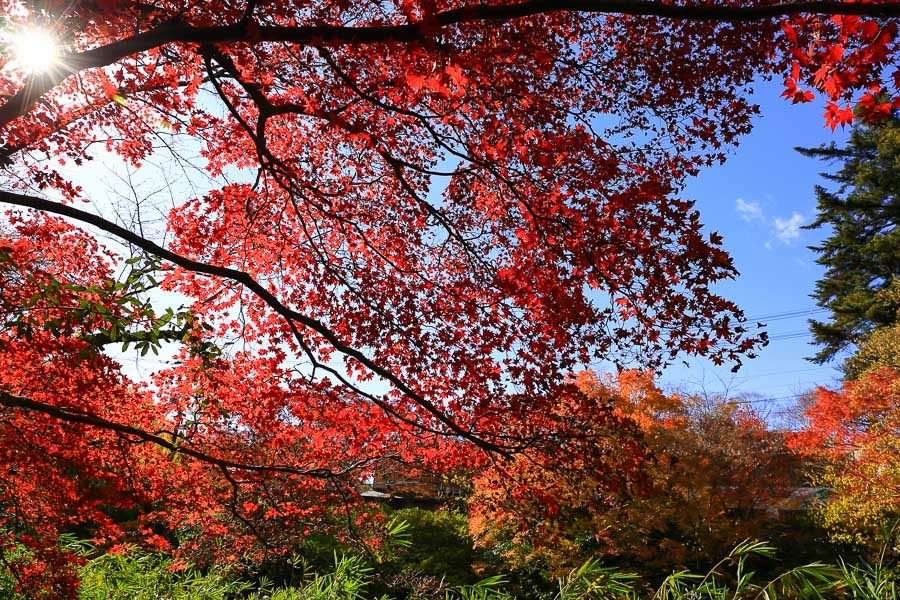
(790, 368), (900, 549)
(470, 371), (803, 574)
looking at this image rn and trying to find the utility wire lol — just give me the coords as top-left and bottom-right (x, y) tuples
(731, 393), (808, 405)
(733, 366), (833, 381)
(742, 307), (827, 323)
(768, 331), (812, 341)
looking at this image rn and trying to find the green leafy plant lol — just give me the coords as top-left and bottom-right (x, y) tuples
(553, 559), (640, 600)
(445, 575), (514, 600)
(833, 530), (900, 599)
(652, 540), (838, 600)
(384, 517), (414, 551)
(77, 547), (250, 600)
(835, 558), (898, 599)
(249, 554), (377, 600)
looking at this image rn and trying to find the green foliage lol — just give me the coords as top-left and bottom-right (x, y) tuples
(79, 549), (382, 600)
(373, 508), (487, 595)
(78, 548), (251, 599)
(0, 538), (36, 599)
(835, 556), (898, 599)
(553, 560), (640, 600)
(444, 576), (514, 600)
(797, 114), (900, 364)
(247, 554), (380, 600)
(651, 540), (838, 599)
(384, 516), (414, 550)
(0, 250), (218, 361)
(830, 524), (900, 599)
(439, 540), (846, 599)
(6, 529), (899, 599)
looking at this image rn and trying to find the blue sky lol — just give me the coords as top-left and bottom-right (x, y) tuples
(658, 78), (851, 419)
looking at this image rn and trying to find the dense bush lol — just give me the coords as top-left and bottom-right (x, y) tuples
(4, 533), (898, 599)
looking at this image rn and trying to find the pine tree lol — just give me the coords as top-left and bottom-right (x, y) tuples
(798, 115), (900, 365)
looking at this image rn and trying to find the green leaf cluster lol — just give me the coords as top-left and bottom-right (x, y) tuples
(0, 251), (219, 362)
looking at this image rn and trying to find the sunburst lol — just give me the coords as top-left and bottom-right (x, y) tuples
(6, 27), (60, 74)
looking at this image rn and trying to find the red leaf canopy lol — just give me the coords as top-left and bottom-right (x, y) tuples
(0, 0), (896, 593)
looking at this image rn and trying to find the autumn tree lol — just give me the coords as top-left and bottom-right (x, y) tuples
(0, 215), (427, 593)
(469, 371), (803, 578)
(790, 367), (900, 554)
(845, 284), (900, 377)
(794, 112), (899, 553)
(467, 374), (647, 578)
(0, 0), (899, 594)
(609, 389), (804, 573)
(791, 285), (900, 553)
(798, 114), (900, 365)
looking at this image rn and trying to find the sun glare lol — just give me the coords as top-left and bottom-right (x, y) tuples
(9, 28), (60, 74)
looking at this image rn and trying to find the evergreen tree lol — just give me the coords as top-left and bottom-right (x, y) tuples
(798, 115), (900, 365)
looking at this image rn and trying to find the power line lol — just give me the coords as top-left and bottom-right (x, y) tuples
(768, 331), (812, 341)
(734, 366), (831, 379)
(733, 393), (807, 405)
(727, 393), (816, 408)
(742, 307), (827, 323)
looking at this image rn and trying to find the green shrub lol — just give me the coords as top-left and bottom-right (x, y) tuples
(5, 529), (900, 599)
(78, 547), (251, 600)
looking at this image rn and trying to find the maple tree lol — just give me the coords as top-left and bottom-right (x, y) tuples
(623, 395), (804, 572)
(468, 371), (802, 578)
(467, 373), (646, 577)
(791, 283), (900, 555)
(790, 366), (900, 553)
(0, 215), (416, 594)
(0, 0), (899, 594)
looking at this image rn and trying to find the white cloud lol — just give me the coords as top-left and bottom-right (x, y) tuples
(735, 198), (763, 222)
(773, 212), (805, 243)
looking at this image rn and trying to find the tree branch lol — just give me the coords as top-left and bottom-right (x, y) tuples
(0, 189), (507, 454)
(0, 390), (382, 478)
(1, 0), (898, 127)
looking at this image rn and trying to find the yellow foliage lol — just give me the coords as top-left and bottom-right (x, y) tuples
(799, 366), (900, 553)
(846, 279), (900, 378)
(847, 322), (900, 377)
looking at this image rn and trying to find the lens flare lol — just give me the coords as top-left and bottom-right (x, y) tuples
(9, 28), (60, 74)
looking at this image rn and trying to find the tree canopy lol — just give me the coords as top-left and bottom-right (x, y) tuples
(1, 0), (899, 594)
(470, 371), (803, 577)
(799, 115), (900, 365)
(793, 112), (899, 555)
(790, 366), (900, 551)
